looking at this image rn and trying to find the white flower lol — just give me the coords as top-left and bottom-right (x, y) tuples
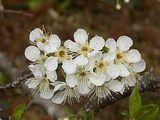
(64, 29), (105, 57)
(119, 59), (146, 94)
(51, 82), (81, 104)
(29, 28), (61, 54)
(105, 36), (141, 64)
(89, 80), (123, 102)
(25, 76), (55, 99)
(90, 54), (120, 79)
(104, 36), (142, 77)
(65, 67), (91, 95)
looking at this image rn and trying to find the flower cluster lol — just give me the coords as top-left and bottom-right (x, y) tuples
(25, 28), (146, 104)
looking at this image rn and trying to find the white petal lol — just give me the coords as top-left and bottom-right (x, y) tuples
(125, 49), (141, 63)
(64, 40), (79, 52)
(49, 35), (61, 50)
(105, 38), (116, 52)
(62, 60), (77, 74)
(89, 36), (105, 51)
(45, 56), (58, 72)
(40, 89), (54, 99)
(46, 71), (57, 82)
(28, 64), (45, 77)
(29, 28), (43, 42)
(105, 74), (111, 81)
(117, 36), (133, 52)
(118, 63), (130, 77)
(121, 76), (136, 86)
(25, 46), (40, 61)
(74, 29), (88, 44)
(107, 80), (123, 92)
(51, 91), (66, 104)
(66, 74), (78, 87)
(25, 78), (40, 88)
(53, 82), (66, 92)
(107, 64), (120, 79)
(132, 59), (146, 72)
(78, 85), (90, 95)
(93, 51), (102, 61)
(42, 35), (61, 53)
(87, 50), (99, 57)
(74, 55), (88, 66)
(84, 57), (95, 70)
(37, 42), (44, 51)
(89, 74), (106, 86)
(103, 52), (116, 62)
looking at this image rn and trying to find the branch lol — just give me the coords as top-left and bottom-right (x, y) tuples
(0, 72), (32, 90)
(0, 0), (33, 18)
(75, 73), (160, 119)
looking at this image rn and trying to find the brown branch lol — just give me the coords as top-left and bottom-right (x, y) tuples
(0, 72), (32, 90)
(75, 73), (160, 119)
(0, 0), (33, 18)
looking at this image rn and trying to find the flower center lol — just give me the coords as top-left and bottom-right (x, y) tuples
(58, 50), (66, 58)
(116, 53), (123, 60)
(56, 47), (70, 61)
(81, 46), (89, 52)
(41, 38), (47, 43)
(97, 62), (104, 69)
(78, 42), (92, 56)
(79, 71), (87, 77)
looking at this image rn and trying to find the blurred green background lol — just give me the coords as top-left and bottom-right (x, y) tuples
(0, 0), (160, 120)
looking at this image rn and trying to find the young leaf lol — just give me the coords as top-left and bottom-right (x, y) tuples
(13, 104), (26, 120)
(86, 110), (94, 120)
(78, 111), (87, 120)
(129, 85), (141, 118)
(64, 105), (72, 116)
(136, 104), (159, 120)
(122, 110), (129, 117)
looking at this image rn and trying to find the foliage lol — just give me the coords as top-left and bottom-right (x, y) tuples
(27, 0), (71, 12)
(13, 104), (26, 120)
(122, 86), (159, 120)
(58, 105), (94, 120)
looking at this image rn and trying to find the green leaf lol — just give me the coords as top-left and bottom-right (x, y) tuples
(122, 110), (130, 117)
(78, 111), (87, 120)
(64, 105), (72, 116)
(136, 104), (159, 120)
(13, 104), (26, 120)
(86, 110), (94, 120)
(129, 85), (141, 118)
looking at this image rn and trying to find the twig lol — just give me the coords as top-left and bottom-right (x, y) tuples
(0, 72), (32, 90)
(0, 0), (33, 18)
